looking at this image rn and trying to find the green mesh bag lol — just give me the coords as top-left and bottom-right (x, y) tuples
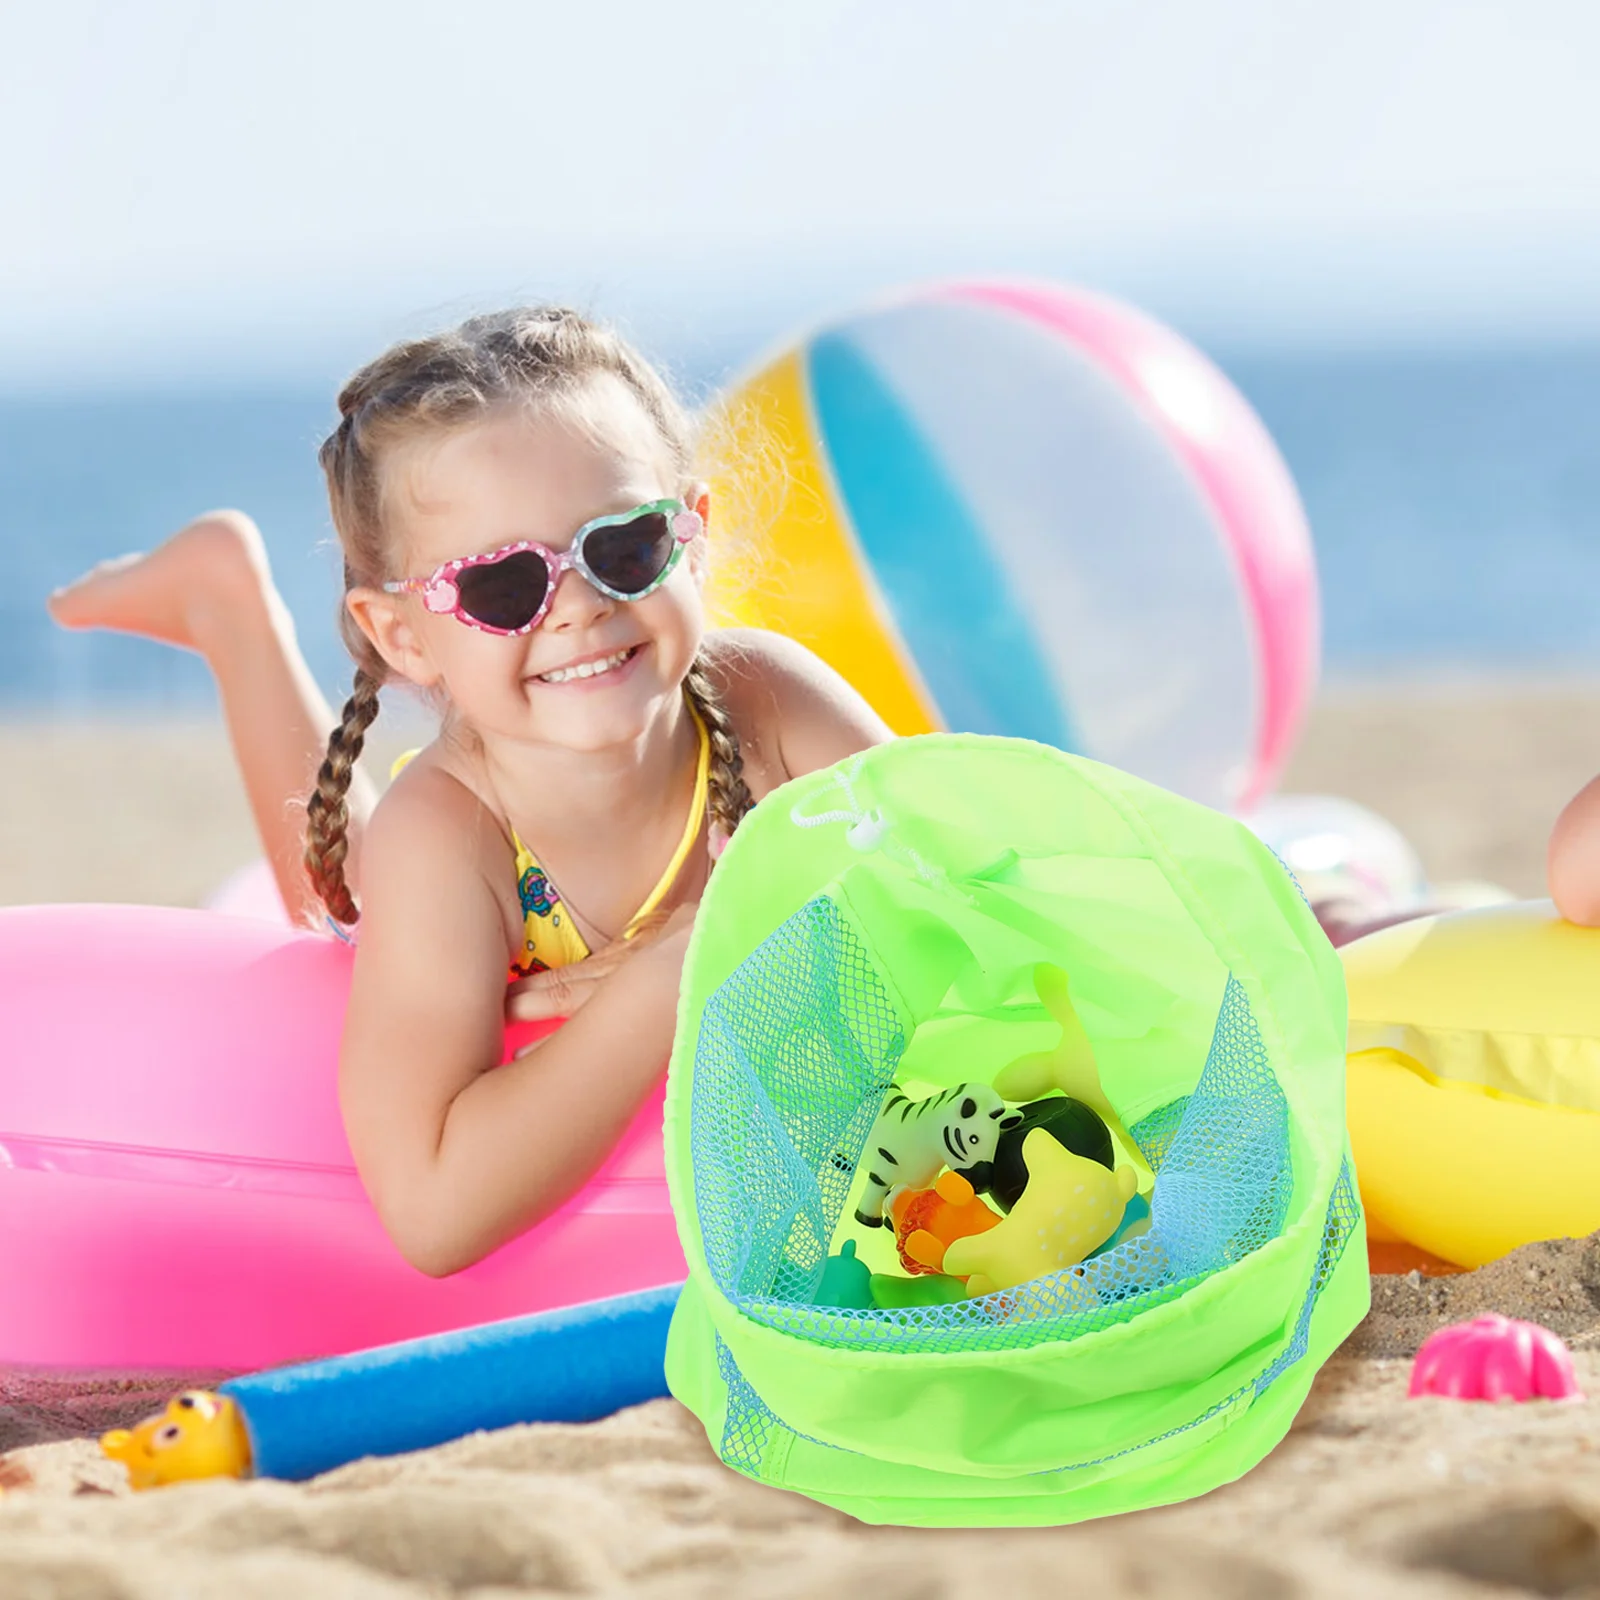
(664, 735), (1367, 1527)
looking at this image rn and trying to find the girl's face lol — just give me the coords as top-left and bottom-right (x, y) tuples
(354, 377), (706, 754)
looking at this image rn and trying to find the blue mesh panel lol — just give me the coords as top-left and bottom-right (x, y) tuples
(691, 898), (908, 1304)
(1152, 978), (1292, 1281)
(715, 1333), (783, 1476)
(690, 896), (1296, 1358)
(1254, 1157), (1362, 1396)
(1128, 1096), (1189, 1170)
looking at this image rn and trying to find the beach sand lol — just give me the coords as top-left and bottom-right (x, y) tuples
(3, 679), (1599, 1597)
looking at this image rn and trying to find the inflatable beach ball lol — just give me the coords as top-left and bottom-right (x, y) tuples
(704, 282), (1318, 812)
(1246, 794), (1429, 918)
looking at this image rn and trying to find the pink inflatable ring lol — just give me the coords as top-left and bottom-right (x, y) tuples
(0, 904), (683, 1370)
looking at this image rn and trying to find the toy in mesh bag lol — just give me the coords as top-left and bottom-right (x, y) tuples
(845, 964), (1152, 1295)
(664, 734), (1367, 1527)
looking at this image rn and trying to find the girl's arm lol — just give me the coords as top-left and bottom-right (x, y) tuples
(338, 769), (684, 1277)
(1549, 774), (1600, 925)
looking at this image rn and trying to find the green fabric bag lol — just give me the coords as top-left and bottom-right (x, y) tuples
(664, 735), (1367, 1526)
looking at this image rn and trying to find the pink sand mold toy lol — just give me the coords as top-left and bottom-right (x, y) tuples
(0, 904), (685, 1370)
(1408, 1315), (1585, 1403)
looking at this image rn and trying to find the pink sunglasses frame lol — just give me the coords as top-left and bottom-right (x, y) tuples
(382, 498), (704, 637)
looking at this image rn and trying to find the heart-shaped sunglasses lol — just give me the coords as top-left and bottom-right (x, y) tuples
(383, 498), (704, 636)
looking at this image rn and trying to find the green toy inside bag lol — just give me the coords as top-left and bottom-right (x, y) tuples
(664, 736), (1367, 1527)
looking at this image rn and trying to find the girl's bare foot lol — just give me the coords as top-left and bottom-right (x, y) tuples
(48, 510), (277, 655)
(49, 508), (365, 922)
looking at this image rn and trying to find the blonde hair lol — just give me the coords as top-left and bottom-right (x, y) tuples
(303, 306), (752, 924)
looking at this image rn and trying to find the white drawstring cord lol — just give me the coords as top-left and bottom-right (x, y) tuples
(789, 759), (964, 898)
(788, 755), (869, 833)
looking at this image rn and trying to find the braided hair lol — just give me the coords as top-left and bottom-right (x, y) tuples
(682, 655), (754, 854)
(303, 667), (383, 925)
(305, 307), (751, 923)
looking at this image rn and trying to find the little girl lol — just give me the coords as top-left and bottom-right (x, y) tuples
(50, 307), (893, 1276)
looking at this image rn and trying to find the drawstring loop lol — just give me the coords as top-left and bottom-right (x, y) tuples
(790, 758), (967, 900)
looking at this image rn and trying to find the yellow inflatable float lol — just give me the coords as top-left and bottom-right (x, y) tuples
(1343, 900), (1600, 1270)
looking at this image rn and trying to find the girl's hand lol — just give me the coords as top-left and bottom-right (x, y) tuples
(504, 901), (697, 1027)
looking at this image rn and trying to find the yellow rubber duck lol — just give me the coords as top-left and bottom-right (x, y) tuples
(100, 1390), (252, 1490)
(943, 1127), (1138, 1296)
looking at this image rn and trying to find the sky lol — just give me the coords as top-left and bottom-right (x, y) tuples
(5, 0), (1600, 386)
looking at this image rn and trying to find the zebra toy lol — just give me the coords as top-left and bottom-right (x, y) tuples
(851, 1084), (1024, 1227)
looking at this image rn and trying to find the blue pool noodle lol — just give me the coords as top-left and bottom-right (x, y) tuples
(221, 1281), (682, 1481)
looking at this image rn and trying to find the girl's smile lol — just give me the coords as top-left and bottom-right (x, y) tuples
(530, 641), (646, 688)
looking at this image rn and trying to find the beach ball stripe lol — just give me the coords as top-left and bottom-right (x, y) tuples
(706, 282), (1318, 813)
(707, 347), (939, 737)
(807, 331), (1077, 751)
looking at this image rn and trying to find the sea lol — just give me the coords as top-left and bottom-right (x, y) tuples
(4, 344), (1600, 712)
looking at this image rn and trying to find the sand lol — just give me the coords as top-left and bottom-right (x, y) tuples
(4, 678), (1600, 1596)
(1279, 675), (1600, 898)
(3, 1339), (1600, 1598)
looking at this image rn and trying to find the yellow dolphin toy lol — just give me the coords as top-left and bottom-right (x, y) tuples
(993, 964), (1154, 1188)
(100, 1390), (252, 1490)
(943, 1128), (1139, 1296)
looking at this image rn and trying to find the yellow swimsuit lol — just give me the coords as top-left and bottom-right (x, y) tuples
(511, 710), (710, 975)
(392, 707), (711, 978)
